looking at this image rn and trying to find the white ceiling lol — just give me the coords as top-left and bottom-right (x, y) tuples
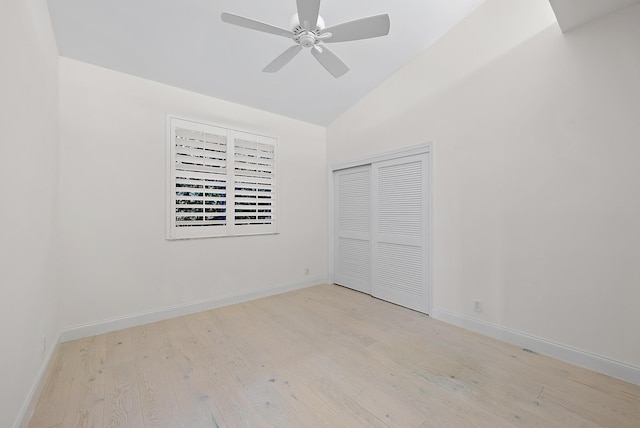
(47, 0), (486, 126)
(48, 0), (637, 126)
(549, 0), (640, 32)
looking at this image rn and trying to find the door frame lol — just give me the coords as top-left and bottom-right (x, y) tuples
(328, 142), (434, 313)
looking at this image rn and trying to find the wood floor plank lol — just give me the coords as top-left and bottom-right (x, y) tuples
(129, 324), (185, 428)
(102, 329), (144, 428)
(27, 284), (640, 428)
(28, 341), (82, 428)
(310, 376), (391, 428)
(61, 335), (107, 428)
(152, 319), (229, 427)
(539, 381), (640, 427)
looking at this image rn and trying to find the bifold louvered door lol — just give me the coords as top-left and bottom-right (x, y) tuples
(372, 154), (429, 313)
(334, 165), (372, 294)
(333, 152), (430, 313)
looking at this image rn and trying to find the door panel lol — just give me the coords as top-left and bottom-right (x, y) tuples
(372, 154), (429, 312)
(334, 165), (371, 294)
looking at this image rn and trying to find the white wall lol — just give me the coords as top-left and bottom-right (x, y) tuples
(57, 58), (328, 330)
(328, 0), (640, 369)
(0, 0), (59, 426)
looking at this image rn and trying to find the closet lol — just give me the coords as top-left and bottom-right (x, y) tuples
(333, 148), (431, 313)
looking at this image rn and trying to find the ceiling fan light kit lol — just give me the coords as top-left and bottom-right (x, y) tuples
(221, 0), (390, 78)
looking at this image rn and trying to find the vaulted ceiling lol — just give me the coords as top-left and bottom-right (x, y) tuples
(47, 0), (639, 126)
(47, 0), (486, 125)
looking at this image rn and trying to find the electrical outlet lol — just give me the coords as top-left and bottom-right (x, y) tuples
(473, 300), (482, 313)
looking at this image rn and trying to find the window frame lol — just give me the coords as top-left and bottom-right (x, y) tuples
(166, 115), (278, 240)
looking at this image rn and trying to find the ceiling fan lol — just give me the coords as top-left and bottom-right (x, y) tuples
(221, 0), (390, 78)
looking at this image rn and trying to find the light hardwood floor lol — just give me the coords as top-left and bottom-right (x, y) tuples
(28, 284), (640, 427)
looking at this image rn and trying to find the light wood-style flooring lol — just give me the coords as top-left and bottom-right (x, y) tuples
(29, 284), (640, 427)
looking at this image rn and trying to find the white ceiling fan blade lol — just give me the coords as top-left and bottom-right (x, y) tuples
(263, 45), (303, 73)
(322, 14), (390, 43)
(310, 46), (349, 78)
(221, 13), (294, 38)
(296, 0), (321, 30)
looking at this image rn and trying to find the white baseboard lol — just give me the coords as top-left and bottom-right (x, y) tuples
(14, 332), (61, 428)
(60, 278), (325, 343)
(431, 307), (640, 386)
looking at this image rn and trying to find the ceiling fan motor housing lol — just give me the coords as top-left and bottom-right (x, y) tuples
(291, 13), (325, 48)
(299, 34), (316, 47)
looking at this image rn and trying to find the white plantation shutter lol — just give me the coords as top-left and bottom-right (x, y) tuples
(232, 135), (277, 233)
(167, 117), (277, 239)
(171, 126), (228, 237)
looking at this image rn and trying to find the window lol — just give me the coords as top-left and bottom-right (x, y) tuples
(166, 116), (277, 239)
